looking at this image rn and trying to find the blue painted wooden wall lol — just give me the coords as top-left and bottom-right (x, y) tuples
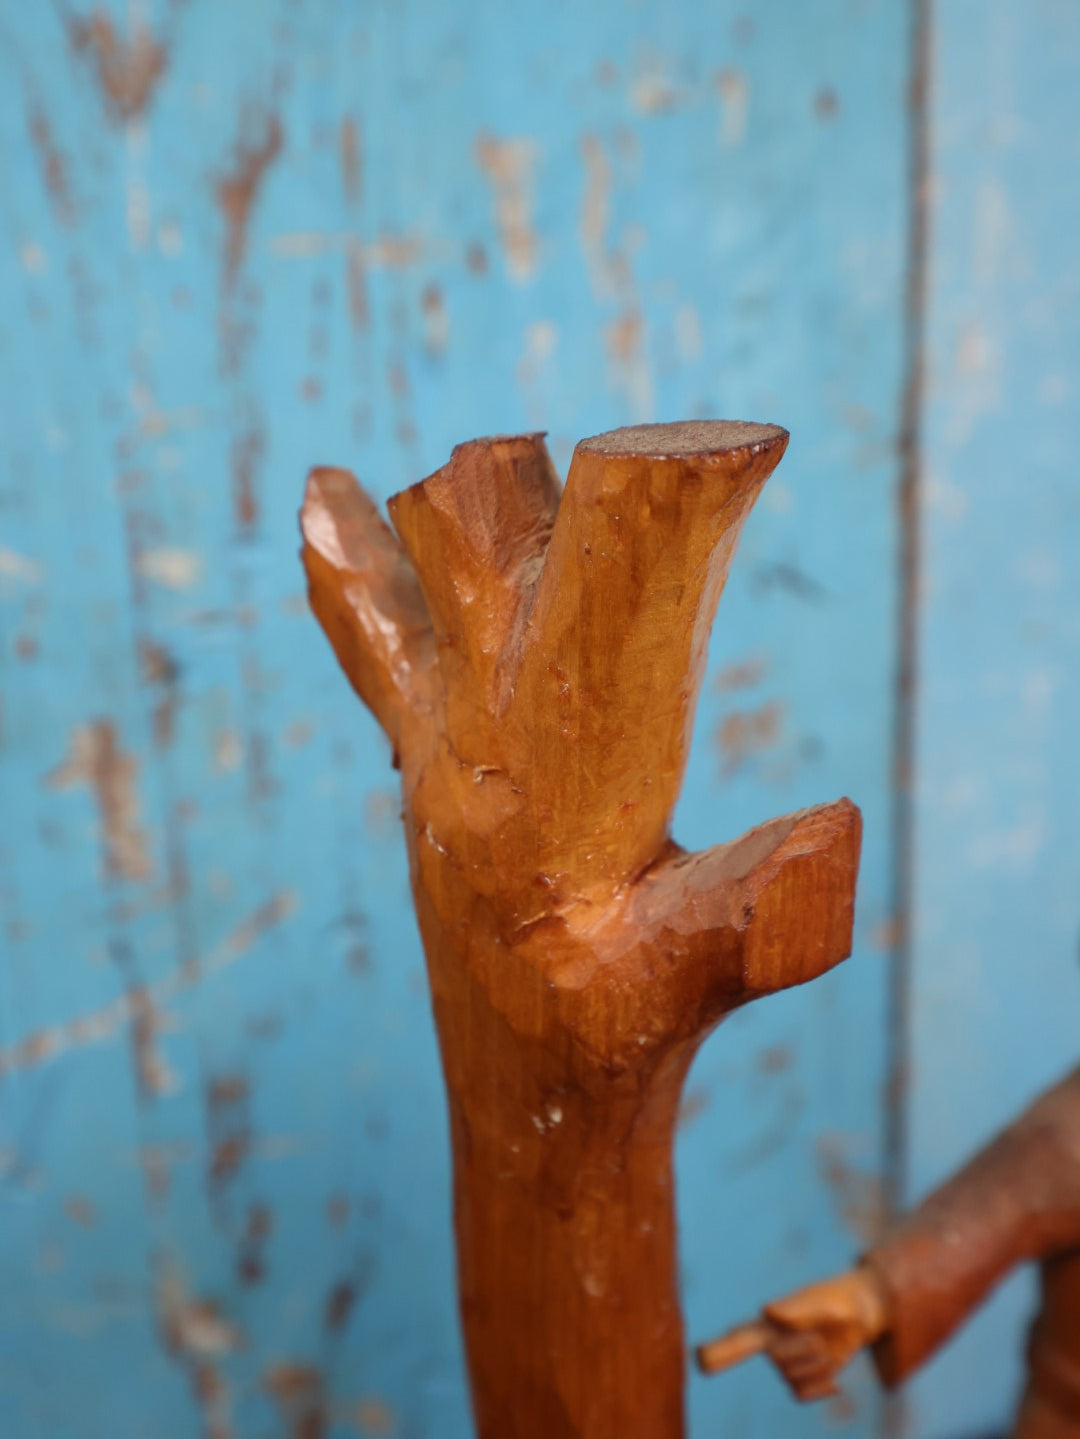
(904, 3), (1080, 1436)
(0, 3), (1073, 1437)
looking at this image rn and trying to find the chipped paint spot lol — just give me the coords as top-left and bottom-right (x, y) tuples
(137, 547), (202, 590)
(604, 309), (652, 419)
(338, 1396), (396, 1434)
(714, 701), (782, 777)
(127, 174), (151, 250)
(283, 719), (313, 748)
(340, 115), (362, 206)
(466, 240), (489, 275)
(677, 1088), (710, 1129)
(245, 1010), (282, 1041)
(158, 1262), (245, 1358)
(925, 466), (969, 523)
(130, 984), (180, 1096)
(948, 321), (1002, 447)
(272, 232), (422, 266)
(156, 1259), (240, 1439)
(264, 1364), (326, 1439)
(580, 134), (612, 295)
(713, 656), (767, 693)
(714, 68), (749, 146)
(158, 217), (183, 255)
(420, 283), (448, 357)
(817, 1134), (885, 1246)
(363, 789), (398, 839)
(871, 915), (902, 951)
(335, 909), (369, 974)
(214, 730), (244, 773)
(517, 320), (558, 389)
(227, 890), (297, 956)
(346, 242), (370, 332)
(828, 1389), (857, 1425)
(814, 87), (839, 120)
(207, 1073), (252, 1196)
(474, 134), (538, 281)
(139, 640), (181, 749)
(20, 241), (47, 273)
(0, 548), (43, 585)
(217, 115), (284, 286)
(245, 728), (278, 802)
(237, 1201), (273, 1285)
(324, 1279), (356, 1333)
(28, 108), (75, 224)
(69, 12), (169, 123)
(231, 420), (265, 535)
(0, 892), (296, 1081)
(752, 561), (827, 602)
(63, 1194), (98, 1228)
(631, 60), (681, 115)
(757, 1044), (793, 1075)
(955, 322), (993, 376)
(139, 1144), (174, 1200)
(191, 1362), (234, 1439)
(324, 1253), (374, 1334)
(48, 721), (152, 882)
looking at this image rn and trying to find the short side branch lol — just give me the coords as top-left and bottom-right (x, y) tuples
(387, 434), (560, 703)
(301, 466), (435, 755)
(590, 799), (861, 1052)
(731, 798), (862, 999)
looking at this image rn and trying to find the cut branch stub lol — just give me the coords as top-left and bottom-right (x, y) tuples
(508, 420), (790, 895)
(300, 421), (862, 1439)
(302, 466), (435, 759)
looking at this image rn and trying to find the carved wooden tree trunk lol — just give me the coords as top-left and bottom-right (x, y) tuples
(301, 422), (861, 1439)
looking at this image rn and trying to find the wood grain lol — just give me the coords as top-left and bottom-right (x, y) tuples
(302, 421), (862, 1438)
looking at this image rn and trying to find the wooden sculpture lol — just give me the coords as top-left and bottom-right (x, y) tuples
(300, 421), (862, 1439)
(698, 1064), (1080, 1438)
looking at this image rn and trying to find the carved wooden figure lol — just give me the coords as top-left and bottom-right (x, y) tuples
(300, 421), (862, 1439)
(698, 1065), (1080, 1439)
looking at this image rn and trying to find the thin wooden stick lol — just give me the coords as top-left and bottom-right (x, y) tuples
(696, 1319), (774, 1375)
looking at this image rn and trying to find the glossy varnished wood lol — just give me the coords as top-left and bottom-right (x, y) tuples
(302, 421), (861, 1439)
(698, 1067), (1080, 1439)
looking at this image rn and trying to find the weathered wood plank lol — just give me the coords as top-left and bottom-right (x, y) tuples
(0, 1), (906, 1435)
(903, 2), (1080, 1435)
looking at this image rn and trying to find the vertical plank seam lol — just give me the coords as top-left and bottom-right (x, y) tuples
(884, 1), (932, 1435)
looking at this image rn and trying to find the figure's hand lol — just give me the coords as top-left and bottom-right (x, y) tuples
(695, 1266), (889, 1401)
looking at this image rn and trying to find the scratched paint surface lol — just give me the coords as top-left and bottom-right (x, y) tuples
(903, 4), (1080, 1437)
(0, 2), (906, 1437)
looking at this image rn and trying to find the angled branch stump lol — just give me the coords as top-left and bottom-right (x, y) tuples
(300, 421), (862, 1439)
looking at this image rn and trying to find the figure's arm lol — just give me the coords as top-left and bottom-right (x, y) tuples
(870, 1064), (1080, 1384)
(697, 1065), (1080, 1398)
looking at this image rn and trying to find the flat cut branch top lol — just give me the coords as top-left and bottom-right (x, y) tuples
(577, 420), (787, 460)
